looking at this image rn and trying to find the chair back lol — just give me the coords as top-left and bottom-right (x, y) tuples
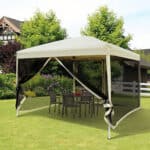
(63, 94), (75, 106)
(49, 92), (56, 104)
(81, 91), (93, 102)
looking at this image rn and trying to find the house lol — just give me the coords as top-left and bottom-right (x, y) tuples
(140, 49), (150, 55)
(123, 58), (150, 83)
(0, 16), (23, 44)
(135, 49), (150, 82)
(112, 49), (150, 83)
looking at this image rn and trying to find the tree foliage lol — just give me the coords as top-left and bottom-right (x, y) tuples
(81, 6), (132, 49)
(0, 40), (3, 46)
(79, 6), (130, 92)
(135, 50), (150, 63)
(18, 10), (67, 75)
(18, 10), (67, 48)
(0, 42), (21, 73)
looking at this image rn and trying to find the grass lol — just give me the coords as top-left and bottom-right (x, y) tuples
(0, 97), (150, 150)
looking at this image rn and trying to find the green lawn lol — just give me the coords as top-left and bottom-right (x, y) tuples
(0, 97), (150, 150)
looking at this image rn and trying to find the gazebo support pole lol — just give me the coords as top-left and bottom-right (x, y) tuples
(106, 55), (112, 139)
(102, 60), (106, 95)
(73, 62), (76, 93)
(108, 125), (111, 139)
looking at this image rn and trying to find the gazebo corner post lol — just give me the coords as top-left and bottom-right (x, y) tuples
(73, 62), (76, 93)
(16, 108), (19, 117)
(106, 55), (112, 140)
(108, 125), (111, 140)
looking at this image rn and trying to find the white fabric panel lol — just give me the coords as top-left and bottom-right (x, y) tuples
(17, 36), (140, 61)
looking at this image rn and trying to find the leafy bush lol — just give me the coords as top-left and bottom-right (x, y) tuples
(24, 90), (36, 97)
(0, 73), (16, 99)
(22, 74), (73, 96)
(0, 40), (3, 46)
(34, 86), (47, 96)
(0, 41), (21, 73)
(23, 74), (52, 91)
(0, 88), (15, 99)
(55, 76), (73, 94)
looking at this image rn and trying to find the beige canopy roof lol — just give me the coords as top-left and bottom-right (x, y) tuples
(17, 36), (140, 61)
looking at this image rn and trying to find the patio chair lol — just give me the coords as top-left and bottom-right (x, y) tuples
(79, 91), (94, 117)
(94, 98), (104, 116)
(48, 91), (62, 114)
(62, 93), (80, 118)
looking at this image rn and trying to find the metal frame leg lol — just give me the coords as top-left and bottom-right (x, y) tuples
(107, 125), (111, 140)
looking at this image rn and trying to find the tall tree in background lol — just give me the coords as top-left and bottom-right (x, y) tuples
(18, 10), (67, 74)
(18, 10), (67, 48)
(81, 6), (132, 49)
(80, 6), (131, 93)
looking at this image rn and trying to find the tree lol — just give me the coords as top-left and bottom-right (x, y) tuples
(81, 6), (132, 49)
(0, 40), (3, 46)
(135, 50), (150, 63)
(79, 6), (131, 94)
(18, 10), (67, 48)
(18, 10), (67, 75)
(0, 41), (21, 73)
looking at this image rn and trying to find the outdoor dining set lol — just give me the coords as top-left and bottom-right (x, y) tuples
(48, 83), (103, 118)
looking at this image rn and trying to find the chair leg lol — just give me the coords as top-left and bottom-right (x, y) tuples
(49, 105), (51, 113)
(84, 104), (86, 117)
(93, 103), (95, 116)
(73, 107), (75, 118)
(75, 106), (77, 116)
(79, 104), (81, 118)
(49, 100), (51, 113)
(70, 107), (74, 118)
(90, 104), (93, 117)
(97, 104), (99, 116)
(88, 103), (90, 114)
(58, 104), (61, 114)
(62, 106), (64, 117)
(70, 107), (73, 117)
(65, 107), (68, 116)
(54, 104), (56, 113)
(91, 102), (95, 117)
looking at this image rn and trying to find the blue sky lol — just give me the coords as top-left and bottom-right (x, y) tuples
(0, 0), (150, 49)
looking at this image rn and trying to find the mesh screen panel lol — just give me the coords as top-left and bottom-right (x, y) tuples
(111, 57), (140, 125)
(61, 59), (108, 100)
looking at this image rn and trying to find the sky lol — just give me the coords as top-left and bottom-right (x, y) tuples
(0, 0), (150, 49)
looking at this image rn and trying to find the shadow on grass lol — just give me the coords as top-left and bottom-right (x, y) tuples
(112, 108), (150, 139)
(19, 105), (107, 129)
(19, 106), (150, 139)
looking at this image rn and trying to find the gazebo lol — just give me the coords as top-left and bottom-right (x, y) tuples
(16, 36), (141, 139)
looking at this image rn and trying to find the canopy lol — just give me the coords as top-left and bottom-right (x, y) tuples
(16, 36), (140, 139)
(17, 36), (140, 60)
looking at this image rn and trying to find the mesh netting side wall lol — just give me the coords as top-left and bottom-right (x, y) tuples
(111, 57), (140, 125)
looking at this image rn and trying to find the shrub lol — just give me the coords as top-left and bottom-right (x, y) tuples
(52, 76), (73, 94)
(0, 73), (16, 99)
(23, 74), (51, 91)
(0, 88), (16, 99)
(0, 41), (21, 73)
(22, 74), (73, 96)
(34, 86), (47, 97)
(0, 40), (3, 46)
(24, 90), (36, 97)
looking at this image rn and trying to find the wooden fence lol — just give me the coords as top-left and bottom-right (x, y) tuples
(140, 83), (150, 96)
(112, 81), (150, 97)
